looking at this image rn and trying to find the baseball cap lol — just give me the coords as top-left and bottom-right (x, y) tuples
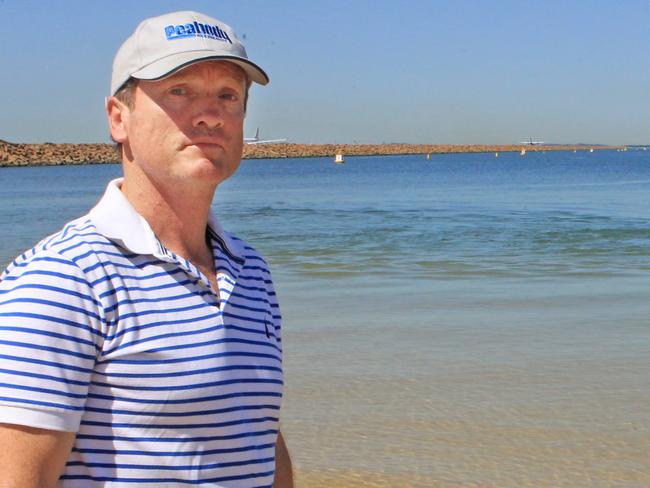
(111, 11), (269, 95)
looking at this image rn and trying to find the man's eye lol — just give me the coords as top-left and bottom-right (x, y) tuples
(169, 87), (186, 96)
(220, 93), (238, 101)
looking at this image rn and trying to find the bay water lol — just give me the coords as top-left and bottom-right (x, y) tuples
(1, 150), (649, 486)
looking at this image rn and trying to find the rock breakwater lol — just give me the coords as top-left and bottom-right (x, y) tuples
(0, 140), (623, 167)
(0, 140), (119, 166)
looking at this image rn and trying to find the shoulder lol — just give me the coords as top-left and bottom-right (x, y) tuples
(0, 215), (118, 312)
(0, 217), (110, 362)
(3, 216), (107, 274)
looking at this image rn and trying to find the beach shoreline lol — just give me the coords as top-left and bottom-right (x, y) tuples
(0, 139), (624, 167)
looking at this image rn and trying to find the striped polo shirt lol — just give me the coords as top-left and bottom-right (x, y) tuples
(0, 178), (283, 487)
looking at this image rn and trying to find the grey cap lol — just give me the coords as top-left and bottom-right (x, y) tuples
(111, 11), (268, 95)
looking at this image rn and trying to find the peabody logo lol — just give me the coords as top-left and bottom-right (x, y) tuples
(164, 21), (232, 44)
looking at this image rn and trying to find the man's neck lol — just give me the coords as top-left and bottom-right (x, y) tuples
(120, 166), (217, 270)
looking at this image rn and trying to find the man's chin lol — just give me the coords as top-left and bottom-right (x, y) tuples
(177, 156), (237, 183)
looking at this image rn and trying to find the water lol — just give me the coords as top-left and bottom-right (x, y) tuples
(1, 150), (649, 487)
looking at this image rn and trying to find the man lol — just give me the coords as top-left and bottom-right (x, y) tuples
(0, 11), (292, 487)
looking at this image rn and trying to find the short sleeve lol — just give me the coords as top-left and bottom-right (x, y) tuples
(0, 250), (105, 432)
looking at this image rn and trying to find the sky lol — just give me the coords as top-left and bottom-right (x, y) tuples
(1, 0), (648, 145)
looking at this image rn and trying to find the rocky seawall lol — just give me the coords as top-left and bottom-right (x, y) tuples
(0, 141), (119, 166)
(0, 140), (623, 167)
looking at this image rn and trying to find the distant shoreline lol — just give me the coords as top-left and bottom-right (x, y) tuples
(0, 140), (625, 167)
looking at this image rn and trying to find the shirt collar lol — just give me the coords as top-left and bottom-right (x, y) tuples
(89, 177), (246, 262)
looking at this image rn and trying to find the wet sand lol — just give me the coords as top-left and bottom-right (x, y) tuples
(278, 279), (650, 488)
(286, 365), (650, 487)
(295, 469), (443, 487)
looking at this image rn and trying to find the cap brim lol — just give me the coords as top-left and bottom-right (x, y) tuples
(132, 51), (269, 86)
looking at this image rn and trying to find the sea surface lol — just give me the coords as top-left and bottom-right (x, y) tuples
(1, 150), (649, 487)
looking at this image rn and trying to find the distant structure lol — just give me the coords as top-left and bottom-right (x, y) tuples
(244, 127), (287, 145)
(519, 137), (544, 145)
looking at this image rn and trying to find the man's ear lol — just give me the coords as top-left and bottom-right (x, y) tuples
(106, 97), (129, 143)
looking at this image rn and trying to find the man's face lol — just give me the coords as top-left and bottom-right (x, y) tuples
(119, 61), (247, 190)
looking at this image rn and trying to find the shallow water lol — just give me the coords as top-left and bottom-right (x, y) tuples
(1, 150), (649, 486)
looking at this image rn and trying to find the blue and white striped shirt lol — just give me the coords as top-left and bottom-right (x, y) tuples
(0, 178), (283, 487)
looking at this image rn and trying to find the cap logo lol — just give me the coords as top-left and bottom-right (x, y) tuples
(164, 21), (232, 44)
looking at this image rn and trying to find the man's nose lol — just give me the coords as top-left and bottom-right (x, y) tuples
(191, 99), (224, 130)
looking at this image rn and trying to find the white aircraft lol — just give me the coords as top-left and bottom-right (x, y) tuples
(519, 137), (544, 145)
(244, 128), (287, 145)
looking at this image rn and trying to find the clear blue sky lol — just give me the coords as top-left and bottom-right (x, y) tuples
(1, 0), (648, 145)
